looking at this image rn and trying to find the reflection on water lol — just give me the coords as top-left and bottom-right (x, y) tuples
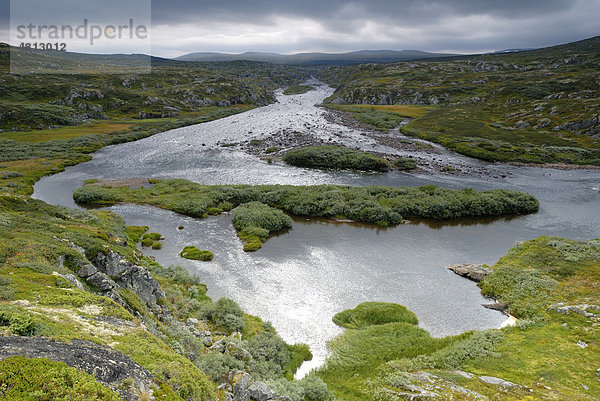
(33, 84), (600, 377)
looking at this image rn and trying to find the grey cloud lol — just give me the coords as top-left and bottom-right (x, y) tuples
(1, 0), (598, 55)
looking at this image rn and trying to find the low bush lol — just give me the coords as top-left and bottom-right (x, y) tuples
(201, 298), (246, 333)
(74, 180), (539, 227)
(0, 305), (40, 336)
(332, 302), (418, 329)
(143, 232), (162, 241)
(180, 246), (213, 261)
(232, 202), (293, 251)
(0, 356), (121, 400)
(232, 202), (293, 233)
(196, 351), (244, 382)
(392, 157), (417, 170)
(283, 146), (389, 172)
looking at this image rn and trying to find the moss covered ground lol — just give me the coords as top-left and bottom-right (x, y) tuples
(318, 236), (600, 401)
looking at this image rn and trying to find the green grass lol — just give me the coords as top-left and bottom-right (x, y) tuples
(0, 121), (134, 143)
(283, 145), (390, 172)
(332, 302), (418, 329)
(0, 356), (122, 400)
(320, 37), (600, 165)
(232, 202), (293, 251)
(283, 85), (315, 95)
(179, 246), (213, 261)
(318, 236), (600, 401)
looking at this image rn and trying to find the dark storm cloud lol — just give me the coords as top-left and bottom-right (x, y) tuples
(1, 0), (599, 56)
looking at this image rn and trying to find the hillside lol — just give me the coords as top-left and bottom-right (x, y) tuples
(320, 36), (600, 165)
(176, 49), (460, 65)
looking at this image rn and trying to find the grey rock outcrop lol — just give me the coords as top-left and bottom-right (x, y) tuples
(0, 336), (155, 401)
(94, 251), (165, 309)
(447, 263), (492, 282)
(248, 382), (275, 401)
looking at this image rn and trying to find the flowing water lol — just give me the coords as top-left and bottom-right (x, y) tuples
(33, 82), (600, 377)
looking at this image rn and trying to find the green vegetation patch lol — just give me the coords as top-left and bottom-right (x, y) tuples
(73, 179), (539, 230)
(179, 246), (213, 261)
(0, 356), (122, 400)
(332, 302), (418, 329)
(283, 145), (390, 172)
(283, 85), (315, 95)
(392, 157), (417, 170)
(319, 235), (600, 400)
(232, 201), (293, 251)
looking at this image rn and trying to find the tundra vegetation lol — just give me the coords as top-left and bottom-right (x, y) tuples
(0, 43), (310, 196)
(72, 179), (539, 244)
(283, 145), (391, 172)
(283, 85), (315, 95)
(320, 36), (600, 166)
(2, 36), (599, 400)
(180, 246), (214, 261)
(319, 236), (600, 401)
(0, 193), (322, 400)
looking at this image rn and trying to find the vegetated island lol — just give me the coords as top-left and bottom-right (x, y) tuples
(282, 145), (416, 172)
(73, 178), (539, 251)
(318, 236), (600, 400)
(283, 84), (315, 95)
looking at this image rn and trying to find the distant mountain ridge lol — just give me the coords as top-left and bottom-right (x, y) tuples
(175, 49), (461, 65)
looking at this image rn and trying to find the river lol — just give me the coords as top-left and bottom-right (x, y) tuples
(33, 82), (600, 377)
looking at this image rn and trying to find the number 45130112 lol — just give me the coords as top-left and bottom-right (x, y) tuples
(19, 42), (67, 51)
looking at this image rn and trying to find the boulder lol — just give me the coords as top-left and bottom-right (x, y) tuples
(248, 382), (275, 401)
(479, 375), (519, 388)
(233, 372), (253, 401)
(447, 264), (492, 282)
(0, 336), (155, 401)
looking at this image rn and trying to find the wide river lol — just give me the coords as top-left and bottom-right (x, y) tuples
(33, 83), (600, 377)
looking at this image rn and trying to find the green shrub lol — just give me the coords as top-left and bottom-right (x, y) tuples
(0, 356), (121, 400)
(125, 225), (148, 243)
(232, 202), (293, 233)
(201, 298), (246, 333)
(246, 331), (290, 379)
(152, 241), (163, 250)
(332, 302), (418, 329)
(243, 238), (263, 252)
(0, 305), (39, 336)
(180, 246), (213, 261)
(283, 146), (389, 172)
(141, 238), (154, 247)
(480, 265), (557, 318)
(73, 180), (539, 226)
(265, 146), (279, 154)
(1, 171), (23, 179)
(143, 232), (162, 241)
(301, 374), (334, 401)
(196, 351), (244, 382)
(392, 158), (417, 170)
(0, 276), (15, 300)
(232, 202), (293, 251)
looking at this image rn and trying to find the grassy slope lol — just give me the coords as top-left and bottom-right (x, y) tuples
(320, 36), (600, 165)
(318, 236), (600, 400)
(0, 193), (314, 399)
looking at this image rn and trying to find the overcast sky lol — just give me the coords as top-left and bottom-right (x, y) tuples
(1, 0), (599, 57)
